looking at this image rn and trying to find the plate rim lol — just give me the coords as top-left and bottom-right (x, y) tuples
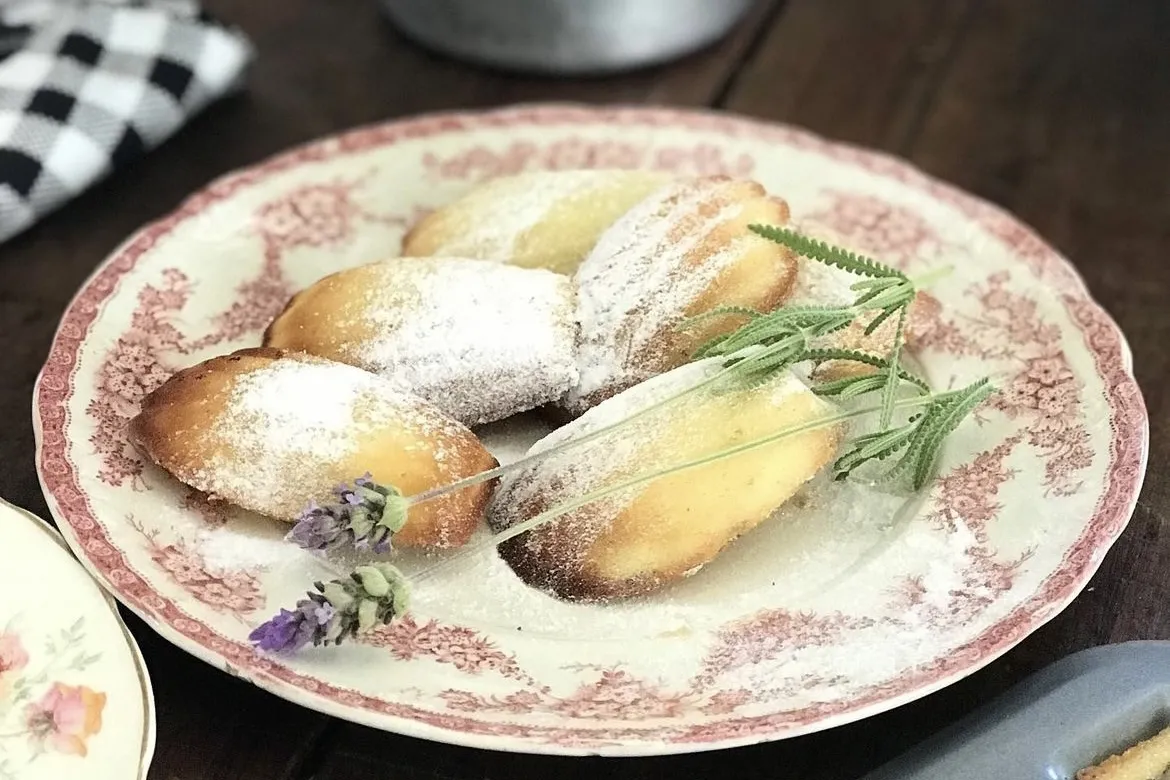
(31, 103), (1150, 756)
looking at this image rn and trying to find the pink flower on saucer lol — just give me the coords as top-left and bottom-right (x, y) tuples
(25, 683), (107, 756)
(0, 632), (28, 698)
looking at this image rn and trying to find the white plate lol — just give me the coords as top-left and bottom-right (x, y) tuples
(0, 498), (154, 777)
(32, 105), (1147, 755)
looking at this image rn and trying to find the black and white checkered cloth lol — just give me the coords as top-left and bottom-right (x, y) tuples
(0, 0), (251, 241)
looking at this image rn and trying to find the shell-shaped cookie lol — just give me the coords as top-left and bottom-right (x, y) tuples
(265, 257), (578, 427)
(402, 169), (671, 274)
(129, 348), (497, 548)
(564, 176), (798, 415)
(489, 360), (843, 600)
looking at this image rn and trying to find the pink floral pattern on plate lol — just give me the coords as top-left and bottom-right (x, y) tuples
(422, 138), (755, 180)
(805, 190), (948, 267)
(129, 519), (265, 615)
(917, 271), (1094, 495)
(363, 616), (529, 682)
(32, 106), (1146, 756)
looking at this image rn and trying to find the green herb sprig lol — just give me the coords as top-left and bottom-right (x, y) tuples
(832, 378), (993, 487)
(689, 225), (992, 485)
(742, 225), (919, 430)
(688, 225), (930, 457)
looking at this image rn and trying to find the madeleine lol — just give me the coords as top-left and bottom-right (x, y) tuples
(129, 348), (497, 548)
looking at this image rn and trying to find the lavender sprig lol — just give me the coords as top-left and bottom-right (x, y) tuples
(286, 474), (408, 554)
(249, 562), (410, 653)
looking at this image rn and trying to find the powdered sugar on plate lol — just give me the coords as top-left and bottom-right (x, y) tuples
(197, 519), (295, 571)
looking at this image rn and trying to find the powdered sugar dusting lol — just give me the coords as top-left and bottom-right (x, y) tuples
(783, 250), (858, 308)
(566, 179), (755, 413)
(230, 360), (363, 450)
(197, 521), (295, 571)
(340, 258), (578, 426)
(780, 216), (892, 308)
(192, 357), (462, 519)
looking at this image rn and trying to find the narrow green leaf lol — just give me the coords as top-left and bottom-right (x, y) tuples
(681, 305), (763, 328)
(748, 224), (908, 280)
(837, 374), (889, 399)
(803, 347), (931, 393)
(810, 376), (870, 396)
(862, 305), (899, 336)
(832, 423), (916, 477)
(909, 380), (994, 489)
(860, 281), (916, 313)
(692, 332), (732, 359)
(878, 308), (908, 429)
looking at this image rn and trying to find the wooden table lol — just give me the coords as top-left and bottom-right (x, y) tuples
(1, 1), (1166, 777)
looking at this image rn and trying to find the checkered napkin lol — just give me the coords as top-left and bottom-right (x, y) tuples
(0, 0), (251, 242)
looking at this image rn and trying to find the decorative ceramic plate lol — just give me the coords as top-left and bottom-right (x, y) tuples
(33, 105), (1147, 756)
(0, 498), (155, 777)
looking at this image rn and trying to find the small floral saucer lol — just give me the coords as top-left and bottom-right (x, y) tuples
(33, 106), (1146, 755)
(0, 498), (155, 778)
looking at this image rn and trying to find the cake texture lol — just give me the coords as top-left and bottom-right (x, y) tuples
(402, 169), (670, 274)
(1077, 724), (1170, 780)
(129, 348), (497, 548)
(265, 257), (578, 426)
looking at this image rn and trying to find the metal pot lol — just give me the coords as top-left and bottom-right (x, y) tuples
(379, 0), (756, 75)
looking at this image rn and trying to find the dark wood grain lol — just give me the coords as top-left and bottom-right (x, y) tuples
(127, 613), (331, 780)
(0, 0), (1164, 777)
(722, 0), (978, 152)
(904, 0), (1170, 655)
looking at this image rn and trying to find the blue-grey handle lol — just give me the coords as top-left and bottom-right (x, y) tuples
(861, 642), (1170, 780)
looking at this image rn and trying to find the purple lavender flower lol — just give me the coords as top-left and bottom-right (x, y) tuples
(285, 474), (409, 554)
(248, 597), (330, 653)
(249, 563), (410, 654)
(285, 502), (347, 549)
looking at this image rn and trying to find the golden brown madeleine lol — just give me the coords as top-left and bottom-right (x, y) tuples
(401, 169), (671, 275)
(264, 257), (578, 426)
(489, 361), (843, 600)
(564, 176), (798, 416)
(129, 348), (497, 548)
